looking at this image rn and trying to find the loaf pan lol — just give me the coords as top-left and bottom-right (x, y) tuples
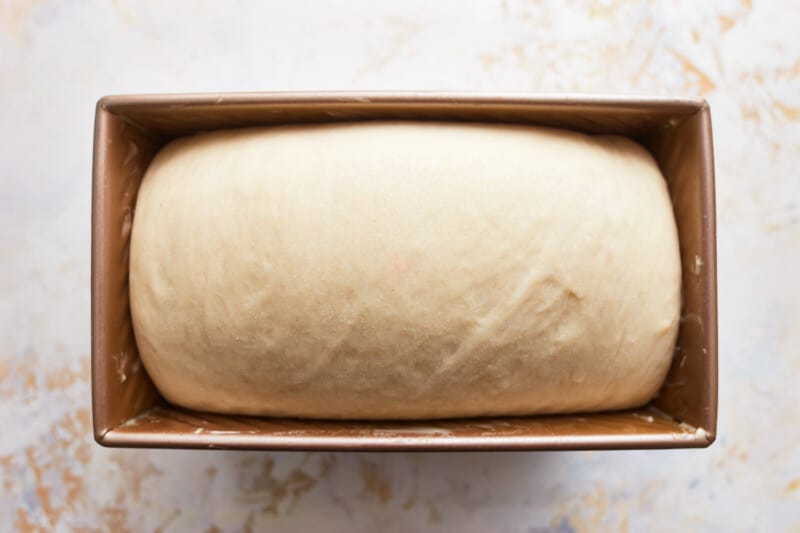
(91, 92), (717, 450)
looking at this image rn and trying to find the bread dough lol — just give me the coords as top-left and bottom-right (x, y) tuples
(130, 122), (681, 419)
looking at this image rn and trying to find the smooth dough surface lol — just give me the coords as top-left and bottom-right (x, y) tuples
(130, 122), (681, 419)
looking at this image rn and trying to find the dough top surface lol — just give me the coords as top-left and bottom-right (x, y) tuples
(130, 121), (681, 419)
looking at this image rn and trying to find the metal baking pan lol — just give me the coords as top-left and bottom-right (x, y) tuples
(91, 92), (717, 450)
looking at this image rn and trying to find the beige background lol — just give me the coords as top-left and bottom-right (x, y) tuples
(1, 0), (799, 531)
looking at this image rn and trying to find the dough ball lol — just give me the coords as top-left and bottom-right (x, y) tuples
(129, 122), (681, 419)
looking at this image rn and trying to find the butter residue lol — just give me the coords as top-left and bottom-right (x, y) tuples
(692, 255), (704, 275)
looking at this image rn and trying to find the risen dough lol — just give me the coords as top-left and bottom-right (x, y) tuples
(130, 122), (681, 419)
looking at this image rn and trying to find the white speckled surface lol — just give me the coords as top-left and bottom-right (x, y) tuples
(1, 0), (798, 531)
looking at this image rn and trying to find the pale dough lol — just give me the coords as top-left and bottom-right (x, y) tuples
(129, 122), (681, 419)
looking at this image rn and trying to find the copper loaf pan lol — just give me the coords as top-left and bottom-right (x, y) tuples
(91, 93), (717, 451)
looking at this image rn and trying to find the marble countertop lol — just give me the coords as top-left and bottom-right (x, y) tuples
(1, 0), (799, 531)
